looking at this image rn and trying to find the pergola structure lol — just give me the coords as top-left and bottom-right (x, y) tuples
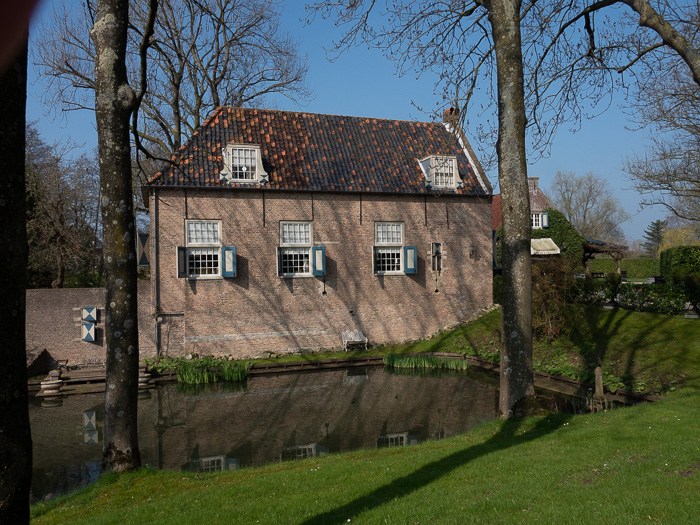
(583, 239), (629, 274)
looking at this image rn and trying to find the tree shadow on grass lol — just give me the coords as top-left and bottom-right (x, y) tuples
(301, 411), (572, 525)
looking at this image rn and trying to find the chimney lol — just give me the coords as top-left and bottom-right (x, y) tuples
(528, 177), (539, 194)
(442, 107), (459, 125)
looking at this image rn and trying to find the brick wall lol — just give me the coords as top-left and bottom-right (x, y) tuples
(151, 188), (493, 358)
(26, 282), (155, 369)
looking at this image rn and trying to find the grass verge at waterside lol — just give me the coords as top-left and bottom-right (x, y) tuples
(31, 306), (700, 523)
(31, 383), (699, 524)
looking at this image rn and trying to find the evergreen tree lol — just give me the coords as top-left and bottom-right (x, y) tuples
(642, 220), (667, 257)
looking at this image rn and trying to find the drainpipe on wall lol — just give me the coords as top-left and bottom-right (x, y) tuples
(152, 187), (160, 358)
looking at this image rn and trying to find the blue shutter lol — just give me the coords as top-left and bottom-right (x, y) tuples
(312, 246), (326, 276)
(81, 306), (97, 322)
(221, 246), (237, 277)
(81, 322), (95, 342)
(404, 246), (418, 274)
(177, 247), (187, 278)
(541, 212), (550, 228)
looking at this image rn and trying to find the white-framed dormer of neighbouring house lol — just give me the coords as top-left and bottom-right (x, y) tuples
(277, 221), (325, 278)
(531, 212), (550, 230)
(220, 144), (268, 184)
(417, 155), (459, 189)
(177, 219), (236, 280)
(373, 222), (417, 275)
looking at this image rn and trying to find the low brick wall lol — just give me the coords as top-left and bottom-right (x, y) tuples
(26, 282), (155, 370)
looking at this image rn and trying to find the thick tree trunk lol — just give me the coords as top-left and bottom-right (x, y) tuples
(0, 43), (32, 523)
(91, 0), (141, 472)
(489, 0), (537, 417)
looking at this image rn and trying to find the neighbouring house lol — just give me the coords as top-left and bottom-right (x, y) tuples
(143, 106), (493, 359)
(491, 177), (559, 266)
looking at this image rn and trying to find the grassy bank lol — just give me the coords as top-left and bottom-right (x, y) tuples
(31, 383), (700, 524)
(31, 306), (700, 523)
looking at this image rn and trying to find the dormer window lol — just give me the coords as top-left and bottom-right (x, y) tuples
(220, 144), (267, 183)
(418, 155), (458, 189)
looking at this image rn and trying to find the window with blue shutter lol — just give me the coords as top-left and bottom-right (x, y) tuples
(312, 246), (326, 276)
(221, 246), (237, 277)
(541, 212), (550, 228)
(404, 246), (418, 274)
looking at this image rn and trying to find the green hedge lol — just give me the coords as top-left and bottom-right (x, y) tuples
(567, 280), (691, 315)
(660, 246), (700, 279)
(588, 258), (659, 278)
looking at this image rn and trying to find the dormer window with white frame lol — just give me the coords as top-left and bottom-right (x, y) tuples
(220, 144), (267, 183)
(419, 155), (458, 189)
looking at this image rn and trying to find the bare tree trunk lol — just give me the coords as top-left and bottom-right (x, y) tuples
(0, 42), (32, 523)
(91, 0), (141, 472)
(489, 0), (536, 418)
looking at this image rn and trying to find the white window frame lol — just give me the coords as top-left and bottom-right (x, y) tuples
(420, 155), (458, 189)
(278, 221), (312, 277)
(185, 219), (222, 279)
(221, 144), (267, 183)
(531, 213), (541, 229)
(374, 222), (404, 275)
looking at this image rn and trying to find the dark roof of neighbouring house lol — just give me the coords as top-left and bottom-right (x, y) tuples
(148, 107), (491, 196)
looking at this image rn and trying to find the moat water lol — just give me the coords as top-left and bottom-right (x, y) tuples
(29, 366), (573, 502)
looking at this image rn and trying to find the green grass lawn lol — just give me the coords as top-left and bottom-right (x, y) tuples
(31, 306), (700, 524)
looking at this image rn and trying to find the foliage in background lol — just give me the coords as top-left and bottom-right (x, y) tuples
(548, 171), (629, 242)
(531, 208), (586, 269)
(588, 258), (660, 278)
(660, 245), (700, 279)
(567, 280), (691, 316)
(531, 257), (579, 342)
(25, 123), (102, 288)
(642, 219), (667, 257)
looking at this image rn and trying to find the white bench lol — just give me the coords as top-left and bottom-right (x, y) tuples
(342, 330), (368, 352)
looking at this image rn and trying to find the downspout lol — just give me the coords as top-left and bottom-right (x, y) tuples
(152, 187), (160, 358)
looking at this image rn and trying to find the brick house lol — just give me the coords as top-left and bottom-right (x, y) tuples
(145, 106), (493, 359)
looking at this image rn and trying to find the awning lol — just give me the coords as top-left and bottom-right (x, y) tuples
(531, 238), (560, 255)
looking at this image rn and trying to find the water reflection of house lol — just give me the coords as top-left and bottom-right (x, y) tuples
(145, 106), (492, 359)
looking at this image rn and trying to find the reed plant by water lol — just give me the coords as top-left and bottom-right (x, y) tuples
(383, 353), (468, 371)
(152, 356), (248, 385)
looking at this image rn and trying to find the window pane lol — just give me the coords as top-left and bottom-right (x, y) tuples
(376, 223), (402, 245)
(375, 247), (401, 272)
(187, 221), (220, 245)
(231, 148), (257, 179)
(281, 222), (311, 245)
(188, 248), (219, 276)
(281, 247), (310, 275)
(433, 157), (454, 187)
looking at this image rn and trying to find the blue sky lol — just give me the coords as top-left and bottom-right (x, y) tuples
(27, 0), (666, 242)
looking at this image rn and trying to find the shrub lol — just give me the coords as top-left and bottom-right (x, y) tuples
(660, 246), (700, 279)
(531, 209), (586, 270)
(588, 258), (659, 278)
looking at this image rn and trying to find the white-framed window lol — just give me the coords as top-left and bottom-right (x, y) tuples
(177, 220), (236, 279)
(277, 221), (325, 277)
(220, 144), (267, 183)
(419, 155), (458, 189)
(531, 212), (549, 230)
(374, 223), (417, 275)
(281, 443), (327, 461)
(186, 220), (221, 278)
